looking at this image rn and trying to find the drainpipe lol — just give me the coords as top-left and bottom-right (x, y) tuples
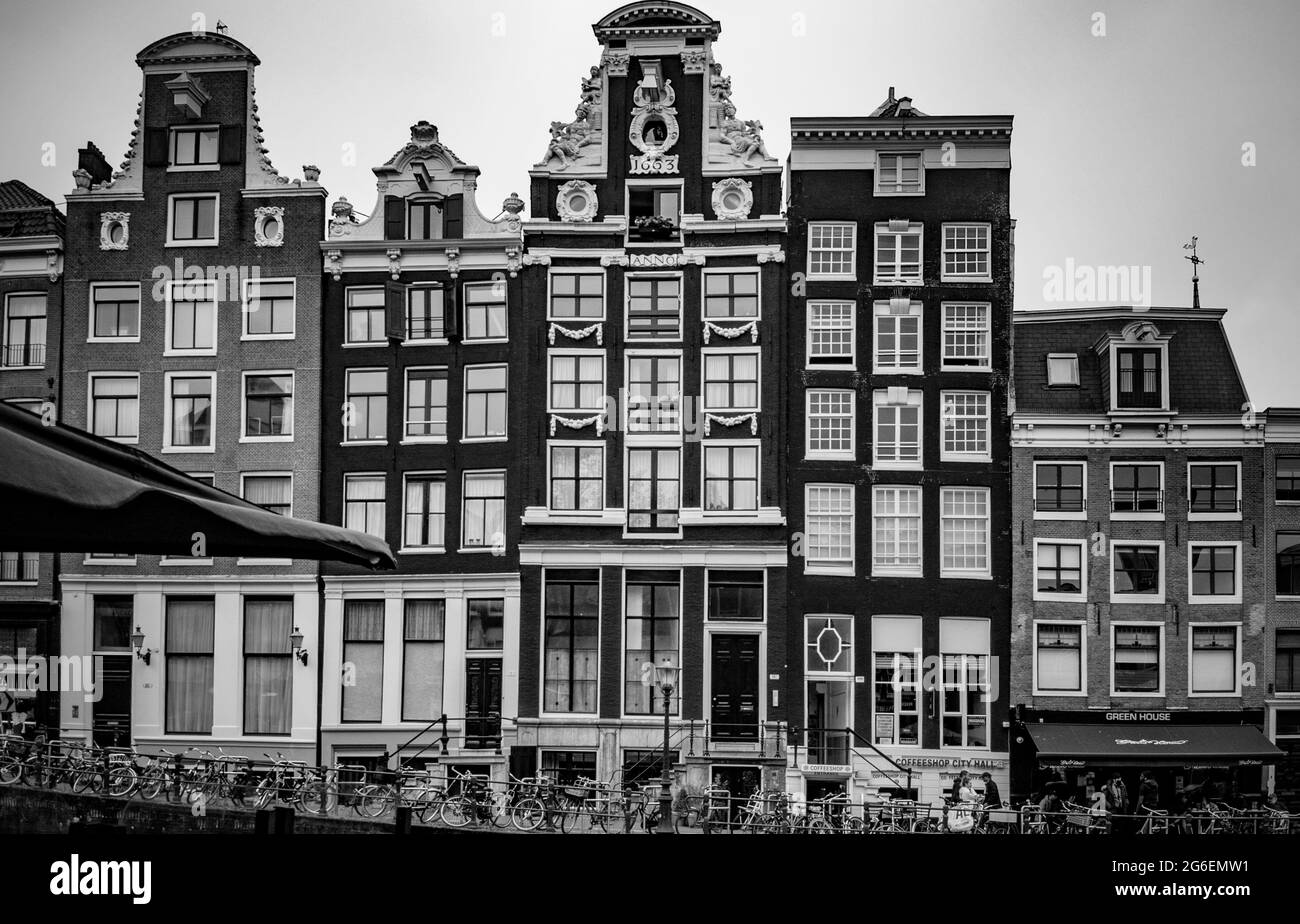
(315, 573), (325, 767)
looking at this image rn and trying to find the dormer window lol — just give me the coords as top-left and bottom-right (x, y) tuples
(169, 126), (218, 168)
(408, 199), (443, 241)
(627, 183), (681, 245)
(1046, 353), (1079, 387)
(876, 152), (923, 196)
(1116, 346), (1162, 409)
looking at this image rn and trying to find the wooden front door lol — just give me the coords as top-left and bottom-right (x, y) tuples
(711, 634), (759, 740)
(464, 658), (501, 749)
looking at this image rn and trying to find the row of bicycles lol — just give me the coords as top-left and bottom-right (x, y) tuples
(1022, 800), (1299, 835)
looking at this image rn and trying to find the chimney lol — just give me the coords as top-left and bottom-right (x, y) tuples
(78, 142), (112, 185)
(887, 86), (896, 103)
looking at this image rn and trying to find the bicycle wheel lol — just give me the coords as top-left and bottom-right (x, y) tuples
(512, 796), (545, 831)
(136, 767), (165, 801)
(107, 766), (137, 798)
(414, 787), (445, 824)
(439, 796), (473, 828)
(300, 780), (337, 816)
(357, 784), (393, 818)
(254, 777), (278, 810)
(70, 766), (99, 794)
(0, 756), (21, 785)
(557, 800), (577, 834)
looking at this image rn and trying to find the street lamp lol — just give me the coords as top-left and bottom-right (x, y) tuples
(653, 653), (678, 834)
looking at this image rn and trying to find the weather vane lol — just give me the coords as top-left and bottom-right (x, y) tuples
(1183, 236), (1205, 309)
(216, 20), (228, 34)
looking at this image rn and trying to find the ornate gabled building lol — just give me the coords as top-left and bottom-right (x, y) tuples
(512, 2), (791, 794)
(0, 179), (65, 732)
(317, 121), (524, 778)
(784, 91), (1015, 804)
(59, 30), (327, 757)
(1009, 306), (1280, 805)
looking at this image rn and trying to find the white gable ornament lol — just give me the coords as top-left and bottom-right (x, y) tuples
(629, 77), (680, 175)
(711, 178), (753, 220)
(254, 206), (285, 247)
(556, 180), (598, 222)
(99, 212), (129, 250)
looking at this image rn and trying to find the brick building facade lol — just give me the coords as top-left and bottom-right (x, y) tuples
(0, 180), (64, 730)
(317, 122), (524, 779)
(58, 31), (326, 757)
(1264, 408), (1300, 807)
(783, 95), (1015, 804)
(1009, 306), (1277, 804)
(512, 2), (791, 796)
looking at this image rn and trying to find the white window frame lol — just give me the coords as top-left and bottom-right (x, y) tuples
(462, 363), (509, 443)
(86, 371), (140, 444)
(240, 370), (294, 444)
(874, 151), (924, 196)
(1032, 460), (1087, 521)
(701, 439), (761, 515)
(1032, 538), (1088, 602)
(804, 483), (855, 576)
(869, 615), (917, 748)
(241, 277), (296, 341)
(1109, 460), (1165, 522)
(700, 347), (760, 414)
(547, 440), (606, 514)
(400, 470), (447, 554)
(940, 302), (991, 371)
(1046, 353), (1080, 387)
(239, 472), (294, 564)
(940, 390), (991, 462)
(624, 179), (684, 250)
(805, 388), (855, 461)
(83, 552), (137, 566)
(462, 280), (509, 344)
(403, 284), (447, 345)
(873, 222), (923, 286)
(872, 300), (922, 375)
(547, 268), (607, 322)
(805, 614), (857, 749)
(547, 349), (606, 415)
(165, 192), (220, 247)
(344, 286), (387, 347)
(939, 486), (991, 580)
(938, 618), (992, 752)
(1187, 541), (1243, 605)
(87, 282), (141, 344)
(1187, 622), (1243, 698)
(166, 124), (220, 171)
(401, 366), (449, 445)
(940, 222), (992, 283)
(343, 472), (387, 540)
(1110, 540), (1166, 605)
(705, 568), (767, 623)
(1110, 621), (1165, 698)
(2, 291), (47, 370)
(1187, 461), (1243, 522)
(162, 370), (216, 454)
(701, 268), (761, 321)
(539, 568), (603, 719)
(624, 348), (682, 436)
(806, 222), (857, 281)
(164, 279), (218, 357)
(872, 389), (923, 470)
(1108, 341), (1170, 412)
(619, 569), (684, 719)
(460, 469), (507, 553)
(1032, 620), (1088, 697)
(806, 301), (855, 370)
(871, 485), (923, 578)
(343, 367), (389, 446)
(623, 271), (683, 342)
(240, 471), (293, 517)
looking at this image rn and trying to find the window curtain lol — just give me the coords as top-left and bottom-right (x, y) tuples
(464, 475), (504, 545)
(342, 601), (384, 722)
(244, 598), (292, 735)
(1037, 626), (1081, 690)
(165, 598), (214, 734)
(245, 475), (289, 511)
(402, 600), (445, 722)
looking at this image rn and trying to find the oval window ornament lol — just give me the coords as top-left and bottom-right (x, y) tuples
(711, 178), (753, 221)
(556, 180), (598, 222)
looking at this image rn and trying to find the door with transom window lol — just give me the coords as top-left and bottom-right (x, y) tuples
(710, 634), (759, 740)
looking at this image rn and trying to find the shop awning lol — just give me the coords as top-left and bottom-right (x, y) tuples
(0, 403), (395, 569)
(1028, 723), (1283, 767)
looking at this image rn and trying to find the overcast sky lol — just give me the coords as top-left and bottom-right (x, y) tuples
(3, 0), (1297, 406)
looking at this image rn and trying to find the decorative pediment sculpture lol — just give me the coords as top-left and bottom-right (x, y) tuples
(705, 62), (778, 171)
(536, 65), (606, 172)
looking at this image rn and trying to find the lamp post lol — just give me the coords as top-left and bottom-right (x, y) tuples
(653, 653), (678, 834)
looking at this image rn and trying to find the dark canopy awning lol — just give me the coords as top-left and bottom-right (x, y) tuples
(1027, 723), (1283, 767)
(0, 403), (395, 569)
